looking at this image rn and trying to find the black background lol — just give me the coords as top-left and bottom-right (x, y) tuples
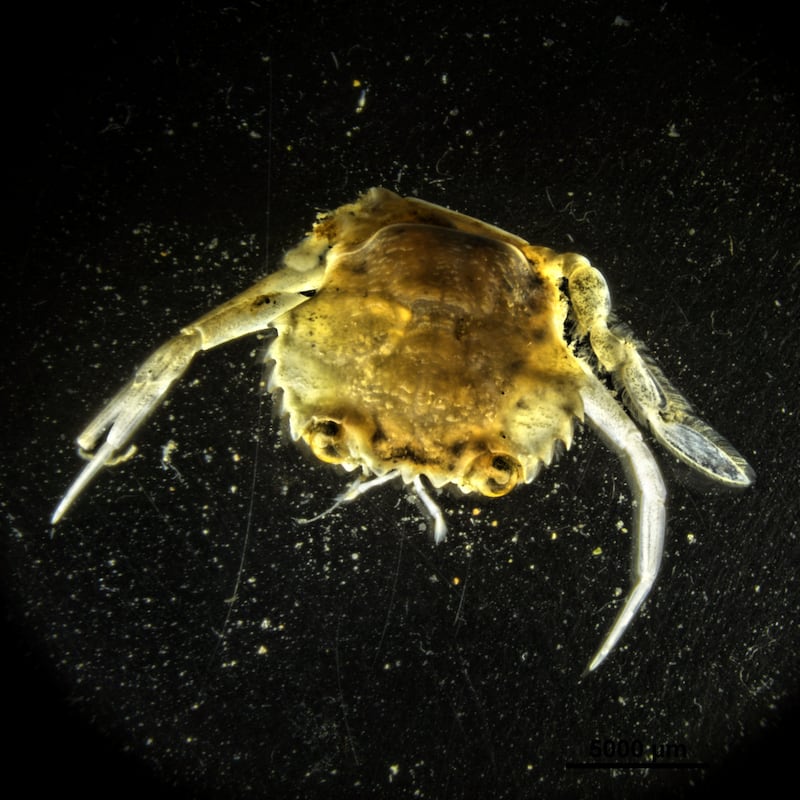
(3, 2), (798, 797)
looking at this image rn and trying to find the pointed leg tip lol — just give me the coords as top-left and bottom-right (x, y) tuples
(584, 652), (604, 675)
(433, 520), (447, 544)
(51, 497), (72, 526)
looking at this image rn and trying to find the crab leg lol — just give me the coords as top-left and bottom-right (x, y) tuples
(565, 256), (754, 488)
(52, 264), (326, 524)
(412, 475), (448, 544)
(580, 368), (667, 672)
(532, 250), (752, 670)
(295, 471), (402, 526)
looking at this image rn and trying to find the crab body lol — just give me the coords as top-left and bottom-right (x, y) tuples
(273, 216), (582, 496)
(53, 188), (754, 672)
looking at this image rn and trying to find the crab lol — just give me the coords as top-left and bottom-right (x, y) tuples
(52, 187), (754, 671)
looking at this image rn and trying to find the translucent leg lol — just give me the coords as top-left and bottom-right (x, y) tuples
(53, 264), (325, 524)
(580, 368), (667, 672)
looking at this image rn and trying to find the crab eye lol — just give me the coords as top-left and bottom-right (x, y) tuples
(306, 419), (347, 464)
(466, 452), (522, 497)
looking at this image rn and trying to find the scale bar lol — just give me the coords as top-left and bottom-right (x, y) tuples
(566, 762), (709, 770)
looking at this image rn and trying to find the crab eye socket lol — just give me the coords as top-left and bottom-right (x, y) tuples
(467, 452), (522, 497)
(306, 419), (347, 464)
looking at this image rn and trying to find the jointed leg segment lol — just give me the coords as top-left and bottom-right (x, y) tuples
(558, 252), (752, 669)
(565, 255), (754, 488)
(580, 369), (667, 672)
(52, 265), (326, 524)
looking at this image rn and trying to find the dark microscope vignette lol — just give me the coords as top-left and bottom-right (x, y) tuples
(3, 3), (797, 798)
